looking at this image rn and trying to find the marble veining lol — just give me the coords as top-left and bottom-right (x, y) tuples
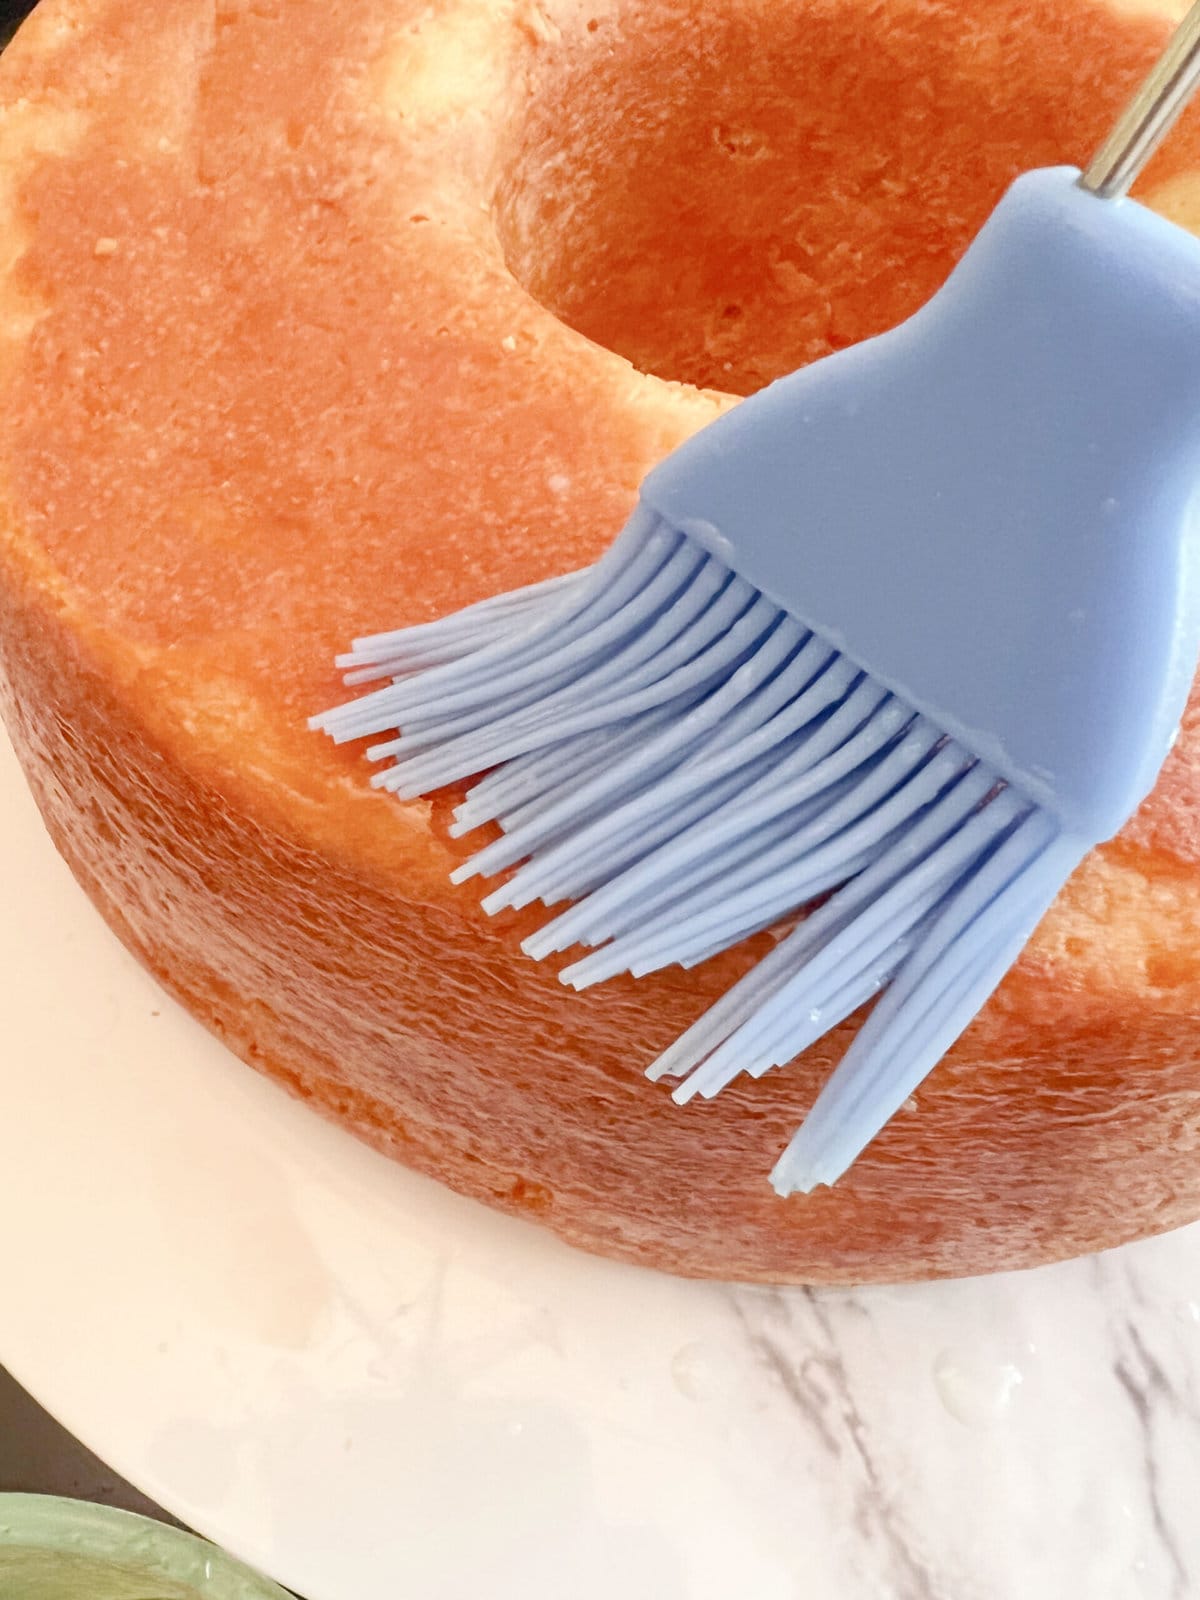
(1106, 1261), (1199, 1600)
(734, 1287), (941, 1600)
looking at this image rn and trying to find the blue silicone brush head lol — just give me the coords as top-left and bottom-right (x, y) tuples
(313, 21), (1200, 1192)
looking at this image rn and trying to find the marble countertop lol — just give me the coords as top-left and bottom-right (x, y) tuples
(3, 728), (1199, 1600)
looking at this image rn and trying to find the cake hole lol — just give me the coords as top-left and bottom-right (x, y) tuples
(495, 0), (1200, 395)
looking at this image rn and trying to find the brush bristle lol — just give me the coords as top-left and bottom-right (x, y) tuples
(313, 507), (1080, 1191)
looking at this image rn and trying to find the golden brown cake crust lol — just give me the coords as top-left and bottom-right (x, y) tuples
(5, 0), (1200, 1281)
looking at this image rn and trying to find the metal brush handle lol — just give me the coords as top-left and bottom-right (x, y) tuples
(1082, 0), (1200, 197)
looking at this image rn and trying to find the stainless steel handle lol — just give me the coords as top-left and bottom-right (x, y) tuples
(1081, 0), (1200, 197)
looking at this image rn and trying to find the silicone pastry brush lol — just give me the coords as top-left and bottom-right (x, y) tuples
(314, 6), (1200, 1193)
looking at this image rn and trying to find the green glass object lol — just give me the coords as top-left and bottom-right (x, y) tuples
(0, 1495), (292, 1600)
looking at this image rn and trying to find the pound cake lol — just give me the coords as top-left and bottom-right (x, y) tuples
(3, 0), (1200, 1283)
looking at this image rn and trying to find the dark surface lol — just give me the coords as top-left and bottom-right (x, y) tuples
(0, 0), (34, 48)
(0, 1368), (305, 1596)
(0, 1364), (184, 1526)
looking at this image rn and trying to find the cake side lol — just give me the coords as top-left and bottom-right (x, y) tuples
(8, 548), (1200, 1283)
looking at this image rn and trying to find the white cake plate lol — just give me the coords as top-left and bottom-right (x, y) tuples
(1, 723), (1198, 1600)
